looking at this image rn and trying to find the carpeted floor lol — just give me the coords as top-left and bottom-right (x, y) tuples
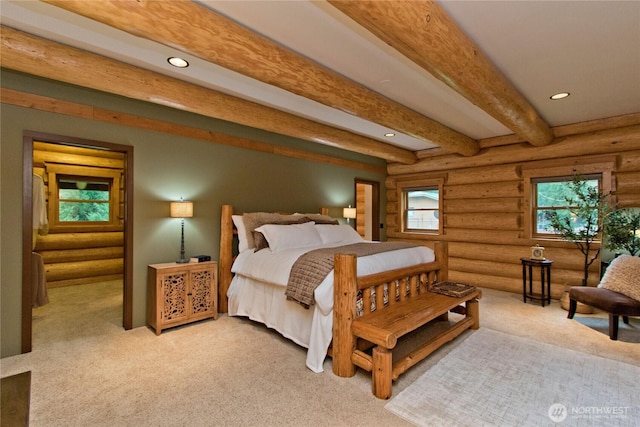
(0, 281), (638, 426)
(385, 328), (639, 427)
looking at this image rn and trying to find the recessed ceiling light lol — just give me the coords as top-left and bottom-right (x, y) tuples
(550, 92), (570, 100)
(384, 132), (395, 137)
(168, 57), (189, 68)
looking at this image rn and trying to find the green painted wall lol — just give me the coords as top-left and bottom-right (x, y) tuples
(0, 70), (387, 358)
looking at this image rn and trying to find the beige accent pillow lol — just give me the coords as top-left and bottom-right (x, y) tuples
(598, 255), (640, 301)
(241, 212), (335, 249)
(300, 214), (338, 225)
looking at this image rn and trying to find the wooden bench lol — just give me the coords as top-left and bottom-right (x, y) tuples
(351, 289), (481, 399)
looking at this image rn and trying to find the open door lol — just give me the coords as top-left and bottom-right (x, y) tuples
(355, 179), (380, 241)
(22, 131), (133, 353)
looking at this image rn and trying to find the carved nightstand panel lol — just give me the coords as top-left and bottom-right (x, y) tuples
(147, 261), (218, 335)
(190, 269), (213, 316)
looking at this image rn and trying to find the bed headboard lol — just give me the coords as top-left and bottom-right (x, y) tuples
(218, 204), (329, 313)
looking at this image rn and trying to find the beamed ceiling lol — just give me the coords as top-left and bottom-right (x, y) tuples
(1, 0), (639, 164)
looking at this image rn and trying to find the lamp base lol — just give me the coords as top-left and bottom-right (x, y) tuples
(176, 258), (189, 264)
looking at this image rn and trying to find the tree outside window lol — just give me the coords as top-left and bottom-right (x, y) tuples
(533, 175), (601, 237)
(58, 178), (111, 222)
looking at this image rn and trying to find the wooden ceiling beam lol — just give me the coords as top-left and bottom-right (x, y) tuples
(329, 0), (554, 147)
(1, 25), (416, 164)
(41, 0), (480, 157)
(1, 88), (387, 174)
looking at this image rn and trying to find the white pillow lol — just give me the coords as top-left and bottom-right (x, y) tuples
(255, 221), (322, 252)
(232, 215), (249, 253)
(315, 224), (363, 245)
(598, 255), (640, 301)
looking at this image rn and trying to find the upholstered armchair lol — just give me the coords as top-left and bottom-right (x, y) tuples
(568, 255), (640, 340)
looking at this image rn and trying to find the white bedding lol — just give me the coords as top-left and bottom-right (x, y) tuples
(227, 242), (435, 373)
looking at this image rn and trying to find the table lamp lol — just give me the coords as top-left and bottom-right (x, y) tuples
(343, 205), (356, 226)
(170, 199), (193, 263)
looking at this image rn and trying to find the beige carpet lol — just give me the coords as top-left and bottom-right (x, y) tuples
(385, 328), (639, 427)
(0, 282), (638, 426)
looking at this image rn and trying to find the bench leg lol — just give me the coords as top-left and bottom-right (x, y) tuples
(466, 299), (480, 330)
(609, 313), (619, 340)
(372, 346), (392, 399)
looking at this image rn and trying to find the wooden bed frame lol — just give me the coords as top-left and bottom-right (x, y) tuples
(218, 204), (457, 387)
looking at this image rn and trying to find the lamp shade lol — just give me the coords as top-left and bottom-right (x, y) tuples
(343, 207), (356, 219)
(170, 201), (193, 218)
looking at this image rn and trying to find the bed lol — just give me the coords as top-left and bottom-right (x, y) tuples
(218, 204), (448, 376)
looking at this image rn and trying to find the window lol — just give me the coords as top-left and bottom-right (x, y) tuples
(47, 165), (122, 232)
(58, 177), (111, 222)
(522, 157), (614, 240)
(405, 188), (440, 231)
(397, 177), (444, 234)
(533, 175), (601, 236)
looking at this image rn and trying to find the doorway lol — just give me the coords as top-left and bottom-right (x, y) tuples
(354, 179), (380, 241)
(22, 131), (133, 353)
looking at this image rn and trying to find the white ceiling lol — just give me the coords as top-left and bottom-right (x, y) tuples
(2, 0), (639, 152)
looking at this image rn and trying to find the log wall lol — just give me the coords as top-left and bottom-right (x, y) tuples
(386, 122), (640, 298)
(33, 141), (124, 288)
(356, 183), (366, 237)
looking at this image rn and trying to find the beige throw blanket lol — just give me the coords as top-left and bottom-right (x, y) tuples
(285, 241), (418, 307)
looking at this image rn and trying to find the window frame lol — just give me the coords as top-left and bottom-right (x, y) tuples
(522, 159), (615, 241)
(397, 177), (444, 236)
(47, 164), (122, 232)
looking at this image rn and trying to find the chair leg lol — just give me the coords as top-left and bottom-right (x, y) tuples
(567, 298), (577, 319)
(609, 313), (619, 340)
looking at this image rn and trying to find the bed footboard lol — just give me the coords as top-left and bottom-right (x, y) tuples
(332, 241), (448, 377)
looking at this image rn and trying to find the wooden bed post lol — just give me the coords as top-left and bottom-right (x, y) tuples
(219, 204), (234, 313)
(332, 253), (358, 378)
(434, 241), (448, 282)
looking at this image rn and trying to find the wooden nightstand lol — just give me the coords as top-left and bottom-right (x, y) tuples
(147, 261), (218, 335)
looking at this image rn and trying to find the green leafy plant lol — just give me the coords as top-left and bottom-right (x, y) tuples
(544, 175), (611, 286)
(604, 209), (640, 256)
(59, 188), (110, 222)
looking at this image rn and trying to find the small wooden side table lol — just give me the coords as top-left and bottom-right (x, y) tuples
(147, 261), (218, 334)
(520, 258), (553, 307)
